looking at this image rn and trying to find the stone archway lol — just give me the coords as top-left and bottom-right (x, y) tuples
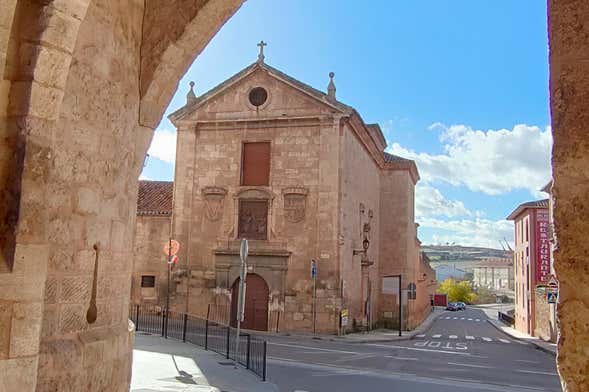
(0, 0), (587, 391)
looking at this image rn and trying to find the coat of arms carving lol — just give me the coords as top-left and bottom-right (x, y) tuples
(282, 187), (308, 223)
(201, 186), (227, 221)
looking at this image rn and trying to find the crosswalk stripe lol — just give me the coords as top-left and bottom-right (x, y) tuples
(432, 334), (442, 338)
(482, 337), (492, 342)
(498, 338), (510, 343)
(449, 335), (458, 339)
(416, 334), (426, 338)
(466, 336), (475, 340)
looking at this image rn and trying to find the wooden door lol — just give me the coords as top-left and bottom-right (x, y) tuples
(230, 273), (269, 331)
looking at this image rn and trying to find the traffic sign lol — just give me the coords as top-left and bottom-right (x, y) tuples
(163, 239), (180, 257)
(239, 238), (249, 262)
(340, 309), (349, 327)
(547, 274), (559, 288)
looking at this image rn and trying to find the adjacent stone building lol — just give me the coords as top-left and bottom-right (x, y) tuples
(133, 52), (431, 333)
(472, 258), (514, 293)
(507, 199), (555, 341)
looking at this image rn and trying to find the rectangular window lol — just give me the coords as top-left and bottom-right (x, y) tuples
(141, 275), (155, 288)
(238, 199), (268, 240)
(241, 142), (271, 186)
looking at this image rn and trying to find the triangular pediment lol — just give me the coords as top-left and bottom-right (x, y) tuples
(169, 62), (352, 124)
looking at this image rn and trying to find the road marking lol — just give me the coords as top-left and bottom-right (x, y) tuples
(415, 334), (426, 338)
(482, 337), (492, 342)
(447, 361), (492, 369)
(498, 338), (510, 343)
(268, 342), (357, 354)
(371, 344), (473, 356)
(465, 336), (475, 340)
(385, 355), (419, 361)
(515, 359), (540, 364)
(449, 335), (458, 339)
(516, 369), (559, 376)
(432, 334), (442, 338)
(333, 353), (378, 363)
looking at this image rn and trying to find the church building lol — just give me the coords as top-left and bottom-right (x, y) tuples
(132, 44), (433, 333)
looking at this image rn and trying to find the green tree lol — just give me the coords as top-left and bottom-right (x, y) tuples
(438, 279), (477, 304)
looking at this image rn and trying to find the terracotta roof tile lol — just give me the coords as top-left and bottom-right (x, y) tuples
(137, 180), (173, 216)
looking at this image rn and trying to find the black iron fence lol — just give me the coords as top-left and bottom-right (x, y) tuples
(498, 311), (515, 326)
(130, 305), (267, 381)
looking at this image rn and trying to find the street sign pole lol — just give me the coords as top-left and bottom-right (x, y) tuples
(235, 239), (248, 368)
(311, 259), (317, 334)
(398, 274), (402, 337)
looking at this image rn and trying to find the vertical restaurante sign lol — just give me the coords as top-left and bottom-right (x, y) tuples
(536, 210), (551, 283)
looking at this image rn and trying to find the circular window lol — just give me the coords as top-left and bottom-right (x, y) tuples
(248, 87), (268, 107)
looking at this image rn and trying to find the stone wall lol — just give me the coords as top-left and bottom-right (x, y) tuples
(534, 290), (555, 342)
(549, 1), (589, 388)
(340, 121), (382, 325)
(132, 216), (171, 305)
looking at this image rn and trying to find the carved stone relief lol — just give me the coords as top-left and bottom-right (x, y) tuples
(282, 187), (308, 223)
(202, 186), (227, 221)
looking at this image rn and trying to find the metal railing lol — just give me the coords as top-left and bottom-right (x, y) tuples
(498, 311), (515, 326)
(130, 304), (267, 381)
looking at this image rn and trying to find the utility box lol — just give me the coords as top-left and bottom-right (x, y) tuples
(433, 293), (448, 307)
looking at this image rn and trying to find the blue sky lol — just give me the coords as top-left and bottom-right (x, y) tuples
(142, 1), (552, 248)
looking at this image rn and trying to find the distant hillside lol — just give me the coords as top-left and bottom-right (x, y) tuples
(422, 245), (511, 263)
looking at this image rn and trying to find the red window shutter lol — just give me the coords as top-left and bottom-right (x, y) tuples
(242, 142), (270, 186)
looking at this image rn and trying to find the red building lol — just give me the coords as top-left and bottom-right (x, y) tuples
(507, 199), (555, 340)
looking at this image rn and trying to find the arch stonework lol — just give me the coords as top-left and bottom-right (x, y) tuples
(0, 0), (244, 391)
(0, 0), (587, 391)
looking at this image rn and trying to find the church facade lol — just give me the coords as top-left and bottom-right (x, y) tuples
(132, 51), (433, 333)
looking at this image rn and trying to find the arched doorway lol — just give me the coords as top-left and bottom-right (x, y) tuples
(230, 273), (269, 331)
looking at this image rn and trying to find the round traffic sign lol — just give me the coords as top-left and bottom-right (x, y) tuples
(164, 239), (180, 257)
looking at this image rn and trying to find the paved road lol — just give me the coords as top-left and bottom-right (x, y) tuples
(265, 307), (561, 392)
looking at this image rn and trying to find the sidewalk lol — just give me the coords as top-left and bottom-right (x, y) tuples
(131, 334), (278, 392)
(274, 307), (445, 344)
(473, 305), (557, 356)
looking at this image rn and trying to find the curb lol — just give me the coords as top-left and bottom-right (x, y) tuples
(486, 319), (556, 356)
(334, 310), (445, 344)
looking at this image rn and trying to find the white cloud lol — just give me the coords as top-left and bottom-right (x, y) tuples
(147, 128), (177, 164)
(415, 184), (472, 219)
(389, 123), (552, 196)
(420, 217), (514, 249)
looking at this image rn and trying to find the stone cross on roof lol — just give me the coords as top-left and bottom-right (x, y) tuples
(257, 40), (267, 63)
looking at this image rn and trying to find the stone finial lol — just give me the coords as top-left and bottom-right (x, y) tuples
(257, 40), (267, 63)
(327, 72), (336, 102)
(186, 81), (197, 104)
